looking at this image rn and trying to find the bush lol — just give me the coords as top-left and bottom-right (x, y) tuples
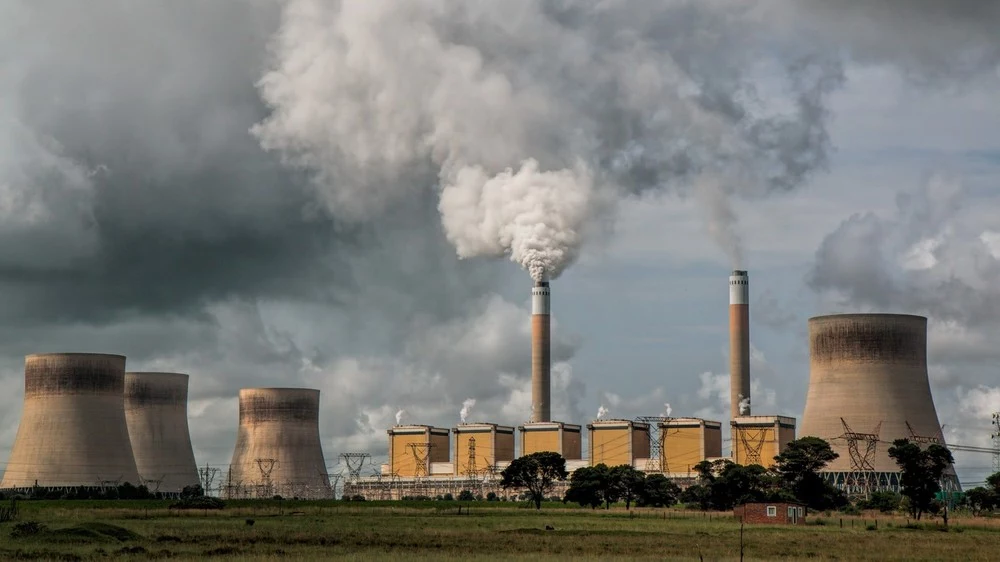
(10, 521), (47, 538)
(486, 492), (499, 502)
(169, 496), (225, 510)
(457, 491), (474, 501)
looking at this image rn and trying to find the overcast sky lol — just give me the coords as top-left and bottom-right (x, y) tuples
(1, 1), (999, 487)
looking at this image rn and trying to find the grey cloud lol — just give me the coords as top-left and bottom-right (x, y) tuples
(770, 1), (1000, 83)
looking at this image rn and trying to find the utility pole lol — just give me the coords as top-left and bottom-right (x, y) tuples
(200, 464), (220, 496)
(992, 412), (1000, 474)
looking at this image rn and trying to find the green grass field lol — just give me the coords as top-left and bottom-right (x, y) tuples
(2, 500), (997, 561)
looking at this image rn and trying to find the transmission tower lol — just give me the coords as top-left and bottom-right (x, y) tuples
(409, 442), (432, 498)
(992, 412), (1000, 473)
(840, 418), (881, 499)
(255, 458), (278, 498)
(465, 437), (478, 478)
(200, 464), (220, 495)
(636, 416), (671, 473)
(142, 476), (165, 494)
(340, 453), (371, 483)
(736, 426), (767, 466)
(905, 421), (942, 446)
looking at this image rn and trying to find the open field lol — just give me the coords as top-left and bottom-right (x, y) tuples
(2, 500), (998, 561)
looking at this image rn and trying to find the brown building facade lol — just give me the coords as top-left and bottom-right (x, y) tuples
(734, 502), (806, 524)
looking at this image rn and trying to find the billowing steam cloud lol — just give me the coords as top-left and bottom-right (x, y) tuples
(253, 0), (845, 276)
(395, 409), (405, 426)
(663, 403), (673, 418)
(596, 405), (609, 420)
(738, 395), (751, 416)
(460, 398), (476, 424)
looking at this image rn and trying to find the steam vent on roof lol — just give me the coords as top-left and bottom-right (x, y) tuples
(224, 388), (332, 499)
(1, 353), (141, 489)
(800, 314), (959, 495)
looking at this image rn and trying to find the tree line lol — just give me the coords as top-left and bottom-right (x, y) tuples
(500, 437), (959, 519)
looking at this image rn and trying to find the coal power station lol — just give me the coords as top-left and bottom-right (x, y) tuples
(800, 313), (959, 494)
(0, 271), (971, 502)
(1, 353), (141, 489)
(224, 388), (331, 499)
(124, 372), (200, 493)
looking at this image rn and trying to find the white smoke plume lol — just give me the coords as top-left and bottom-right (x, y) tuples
(460, 398), (476, 424)
(738, 395), (751, 416)
(253, 0), (844, 277)
(663, 403), (673, 418)
(596, 404), (609, 420)
(440, 160), (595, 281)
(395, 409), (405, 425)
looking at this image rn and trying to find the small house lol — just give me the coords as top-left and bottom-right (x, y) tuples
(734, 502), (806, 524)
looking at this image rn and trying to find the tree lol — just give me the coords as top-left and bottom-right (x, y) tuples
(863, 490), (902, 513)
(500, 452), (568, 510)
(964, 487), (994, 516)
(564, 464), (618, 509)
(772, 436), (845, 510)
(457, 490), (474, 501)
(611, 465), (646, 509)
(887, 439), (954, 520)
(638, 474), (680, 508)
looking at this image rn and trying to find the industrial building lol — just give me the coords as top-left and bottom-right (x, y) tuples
(224, 388), (331, 499)
(387, 425), (451, 478)
(661, 418), (723, 476)
(531, 279), (551, 423)
(731, 416), (796, 468)
(588, 419), (650, 467)
(124, 372), (200, 493)
(1, 353), (141, 490)
(453, 423), (515, 476)
(800, 313), (959, 495)
(519, 421), (582, 460)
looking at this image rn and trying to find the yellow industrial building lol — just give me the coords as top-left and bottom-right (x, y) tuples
(387, 425), (451, 477)
(660, 418), (723, 475)
(518, 421), (582, 459)
(453, 423), (515, 476)
(588, 419), (650, 467)
(730, 415), (796, 468)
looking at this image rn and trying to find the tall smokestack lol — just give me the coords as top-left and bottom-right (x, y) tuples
(729, 270), (750, 418)
(531, 279), (551, 422)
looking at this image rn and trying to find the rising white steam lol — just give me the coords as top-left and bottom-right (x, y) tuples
(738, 395), (751, 416)
(663, 403), (673, 418)
(253, 0), (844, 277)
(596, 404), (609, 420)
(460, 398), (476, 424)
(395, 409), (405, 425)
(440, 160), (594, 281)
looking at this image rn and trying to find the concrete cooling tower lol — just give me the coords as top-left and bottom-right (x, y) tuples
(800, 314), (958, 493)
(1, 353), (141, 489)
(124, 373), (200, 493)
(531, 279), (551, 423)
(225, 388), (331, 499)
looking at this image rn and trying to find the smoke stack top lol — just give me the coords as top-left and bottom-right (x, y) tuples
(729, 270), (749, 305)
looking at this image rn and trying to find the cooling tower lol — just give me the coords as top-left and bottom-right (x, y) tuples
(0, 353), (141, 489)
(124, 372), (200, 493)
(800, 314), (957, 490)
(729, 270), (751, 418)
(531, 279), (551, 423)
(225, 388), (331, 499)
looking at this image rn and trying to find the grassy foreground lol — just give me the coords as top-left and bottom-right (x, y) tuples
(2, 500), (998, 561)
